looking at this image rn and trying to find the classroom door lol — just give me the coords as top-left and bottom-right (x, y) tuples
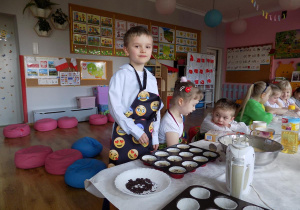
(207, 47), (222, 101)
(0, 14), (23, 126)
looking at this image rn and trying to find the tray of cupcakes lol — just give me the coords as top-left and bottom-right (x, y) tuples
(161, 185), (268, 210)
(140, 144), (220, 179)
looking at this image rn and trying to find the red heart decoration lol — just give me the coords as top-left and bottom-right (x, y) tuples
(207, 79), (211, 83)
(115, 140), (119, 143)
(200, 80), (204, 84)
(202, 59), (205, 62)
(200, 69), (203, 74)
(190, 55), (194, 61)
(189, 70), (193, 74)
(194, 69), (198, 73)
(195, 80), (199, 84)
(131, 150), (134, 153)
(197, 58), (201, 63)
(120, 140), (124, 143)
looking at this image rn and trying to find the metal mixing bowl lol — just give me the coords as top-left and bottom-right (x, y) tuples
(218, 134), (283, 166)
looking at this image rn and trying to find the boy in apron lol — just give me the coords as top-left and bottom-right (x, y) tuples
(108, 26), (162, 166)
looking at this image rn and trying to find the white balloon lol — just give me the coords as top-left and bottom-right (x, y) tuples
(155, 0), (176, 15)
(231, 19), (247, 34)
(278, 0), (300, 10)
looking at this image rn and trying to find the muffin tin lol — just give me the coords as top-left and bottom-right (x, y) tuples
(141, 144), (220, 179)
(162, 185), (268, 210)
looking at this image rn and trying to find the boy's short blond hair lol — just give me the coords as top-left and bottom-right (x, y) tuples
(213, 98), (237, 117)
(123, 26), (152, 47)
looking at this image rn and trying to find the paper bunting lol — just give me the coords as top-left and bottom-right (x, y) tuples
(251, 0), (287, 22)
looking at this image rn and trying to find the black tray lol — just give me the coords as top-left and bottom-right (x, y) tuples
(162, 185), (269, 210)
(140, 144), (220, 178)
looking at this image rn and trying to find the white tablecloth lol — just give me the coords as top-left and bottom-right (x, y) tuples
(85, 140), (300, 210)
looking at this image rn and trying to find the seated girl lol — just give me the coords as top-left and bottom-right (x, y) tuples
(200, 98), (250, 134)
(277, 80), (300, 110)
(236, 81), (273, 125)
(158, 77), (203, 149)
(264, 84), (288, 116)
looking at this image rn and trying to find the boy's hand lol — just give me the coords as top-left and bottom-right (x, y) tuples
(152, 144), (159, 151)
(138, 133), (149, 145)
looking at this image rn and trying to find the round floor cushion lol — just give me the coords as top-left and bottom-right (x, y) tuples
(107, 113), (115, 123)
(34, 118), (57, 132)
(65, 158), (106, 188)
(89, 114), (108, 125)
(15, 145), (53, 169)
(3, 124), (31, 138)
(71, 137), (103, 158)
(45, 149), (83, 175)
(57, 117), (78, 129)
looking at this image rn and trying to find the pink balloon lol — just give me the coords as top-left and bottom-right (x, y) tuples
(231, 19), (247, 34)
(155, 0), (176, 15)
(278, 0), (300, 10)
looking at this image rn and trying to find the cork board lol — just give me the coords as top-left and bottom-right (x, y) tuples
(69, 3), (201, 60)
(226, 64), (271, 83)
(23, 56), (112, 87)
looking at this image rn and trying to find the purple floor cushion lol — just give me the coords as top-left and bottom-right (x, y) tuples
(65, 158), (106, 188)
(45, 149), (83, 175)
(15, 145), (53, 169)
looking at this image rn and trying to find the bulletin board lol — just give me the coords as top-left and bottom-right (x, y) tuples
(69, 3), (201, 60)
(226, 44), (272, 83)
(22, 56), (113, 87)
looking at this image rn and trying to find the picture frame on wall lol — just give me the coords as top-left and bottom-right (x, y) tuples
(275, 29), (300, 59)
(292, 71), (300, 82)
(80, 61), (107, 80)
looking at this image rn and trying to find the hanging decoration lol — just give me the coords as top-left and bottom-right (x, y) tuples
(0, 29), (10, 41)
(204, 0), (222, 28)
(155, 0), (176, 15)
(231, 9), (247, 34)
(250, 0), (289, 22)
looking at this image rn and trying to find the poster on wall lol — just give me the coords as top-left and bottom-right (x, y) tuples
(159, 27), (175, 44)
(80, 61), (107, 80)
(226, 44), (272, 71)
(158, 43), (174, 60)
(60, 72), (80, 86)
(24, 56), (59, 78)
(275, 29), (300, 59)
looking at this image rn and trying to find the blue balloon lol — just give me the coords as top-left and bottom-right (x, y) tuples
(204, 9), (223, 27)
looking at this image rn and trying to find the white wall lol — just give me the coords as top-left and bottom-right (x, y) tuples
(0, 0), (225, 123)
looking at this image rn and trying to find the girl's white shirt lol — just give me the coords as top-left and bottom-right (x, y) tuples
(158, 111), (184, 144)
(278, 98), (295, 108)
(108, 64), (163, 145)
(200, 113), (250, 134)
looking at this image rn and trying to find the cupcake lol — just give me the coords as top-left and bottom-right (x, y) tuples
(166, 148), (180, 155)
(203, 151), (217, 158)
(141, 155), (157, 165)
(177, 144), (190, 150)
(154, 151), (169, 157)
(169, 166), (186, 179)
(182, 161), (198, 172)
(189, 148), (203, 153)
(167, 155), (182, 163)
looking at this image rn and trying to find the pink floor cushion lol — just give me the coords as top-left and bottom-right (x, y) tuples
(34, 118), (57, 132)
(71, 137), (103, 158)
(15, 145), (53, 169)
(3, 124), (31, 138)
(45, 149), (83, 175)
(57, 117), (78, 129)
(65, 159), (106, 188)
(107, 113), (115, 123)
(89, 114), (108, 125)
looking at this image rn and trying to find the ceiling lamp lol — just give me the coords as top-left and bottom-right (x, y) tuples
(231, 9), (247, 34)
(155, 0), (176, 15)
(204, 0), (223, 27)
(278, 0), (300, 10)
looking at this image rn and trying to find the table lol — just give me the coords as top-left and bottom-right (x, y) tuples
(85, 140), (300, 210)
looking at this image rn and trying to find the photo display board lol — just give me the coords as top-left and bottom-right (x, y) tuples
(23, 56), (112, 87)
(69, 4), (201, 60)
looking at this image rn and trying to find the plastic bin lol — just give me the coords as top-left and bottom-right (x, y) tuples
(76, 96), (96, 109)
(93, 86), (109, 105)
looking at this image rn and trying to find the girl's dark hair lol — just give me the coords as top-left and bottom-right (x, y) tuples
(213, 98), (238, 116)
(171, 77), (203, 104)
(123, 26), (152, 47)
(294, 87), (300, 94)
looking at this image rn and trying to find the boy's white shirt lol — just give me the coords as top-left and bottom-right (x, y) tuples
(158, 111), (184, 144)
(200, 113), (250, 134)
(108, 64), (163, 145)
